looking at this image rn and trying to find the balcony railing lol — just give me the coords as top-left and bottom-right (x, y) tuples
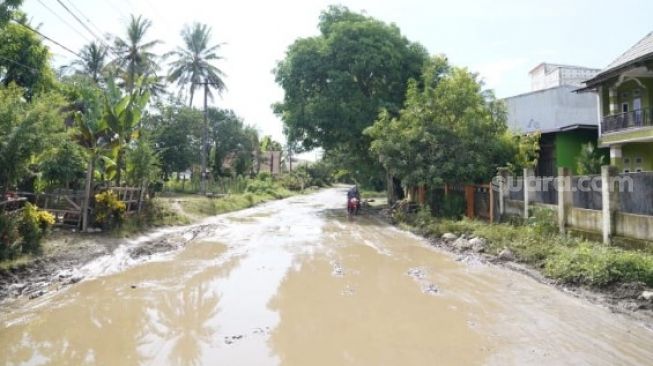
(601, 108), (653, 134)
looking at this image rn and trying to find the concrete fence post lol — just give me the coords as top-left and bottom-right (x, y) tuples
(523, 168), (533, 219)
(601, 165), (618, 244)
(557, 167), (571, 234)
(497, 168), (509, 220)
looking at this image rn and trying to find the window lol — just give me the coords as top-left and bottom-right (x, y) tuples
(622, 103), (629, 113)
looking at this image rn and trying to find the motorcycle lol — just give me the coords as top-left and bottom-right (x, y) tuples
(347, 197), (360, 216)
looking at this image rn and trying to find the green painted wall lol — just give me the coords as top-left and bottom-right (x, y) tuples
(621, 142), (653, 172)
(554, 130), (608, 174)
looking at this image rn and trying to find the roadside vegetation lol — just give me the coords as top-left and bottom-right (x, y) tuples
(0, 1), (336, 266)
(396, 207), (653, 288)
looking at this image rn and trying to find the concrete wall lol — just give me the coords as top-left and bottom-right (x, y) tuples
(615, 212), (653, 241)
(567, 207), (603, 233)
(505, 199), (524, 217)
(504, 85), (598, 133)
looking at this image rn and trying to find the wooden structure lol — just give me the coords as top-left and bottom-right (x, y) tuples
(4, 186), (144, 228)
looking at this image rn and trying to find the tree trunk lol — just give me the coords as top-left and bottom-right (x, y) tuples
(115, 148), (123, 187)
(81, 158), (94, 232)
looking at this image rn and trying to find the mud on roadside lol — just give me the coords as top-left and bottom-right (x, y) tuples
(0, 224), (214, 305)
(371, 206), (653, 326)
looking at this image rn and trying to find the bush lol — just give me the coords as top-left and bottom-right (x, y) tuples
(528, 206), (557, 236)
(244, 179), (289, 198)
(94, 190), (126, 229)
(17, 203), (54, 254)
(439, 194), (465, 219)
(545, 243), (653, 287)
(0, 212), (20, 259)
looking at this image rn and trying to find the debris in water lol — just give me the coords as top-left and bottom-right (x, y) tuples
(331, 261), (344, 277)
(421, 283), (439, 295)
(224, 335), (245, 345)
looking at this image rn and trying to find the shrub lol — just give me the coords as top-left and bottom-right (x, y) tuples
(528, 206), (557, 235)
(94, 190), (126, 229)
(439, 194), (465, 219)
(545, 243), (653, 287)
(0, 212), (20, 259)
(17, 203), (54, 254)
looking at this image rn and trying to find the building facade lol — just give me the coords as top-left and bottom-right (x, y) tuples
(529, 63), (600, 91)
(504, 78), (605, 176)
(581, 32), (653, 172)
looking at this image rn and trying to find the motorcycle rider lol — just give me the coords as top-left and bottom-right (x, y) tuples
(347, 185), (361, 212)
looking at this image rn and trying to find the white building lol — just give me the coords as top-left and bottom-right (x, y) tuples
(529, 63), (600, 92)
(504, 85), (598, 133)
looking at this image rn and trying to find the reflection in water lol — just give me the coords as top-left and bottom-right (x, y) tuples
(1, 276), (152, 365)
(155, 279), (219, 365)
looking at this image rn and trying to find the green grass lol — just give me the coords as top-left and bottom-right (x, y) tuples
(400, 209), (653, 288)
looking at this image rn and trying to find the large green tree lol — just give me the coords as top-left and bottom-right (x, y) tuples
(151, 103), (202, 179)
(167, 22), (226, 106)
(208, 108), (258, 177)
(0, 20), (56, 100)
(365, 56), (514, 187)
(273, 6), (428, 184)
(0, 0), (22, 27)
(0, 84), (66, 191)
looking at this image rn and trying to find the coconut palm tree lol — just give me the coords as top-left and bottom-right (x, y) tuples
(112, 14), (161, 92)
(70, 42), (108, 83)
(167, 22), (226, 106)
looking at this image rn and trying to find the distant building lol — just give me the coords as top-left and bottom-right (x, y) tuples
(529, 63), (600, 91)
(504, 64), (607, 176)
(580, 31), (653, 172)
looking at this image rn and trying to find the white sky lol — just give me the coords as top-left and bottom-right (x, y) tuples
(22, 0), (653, 145)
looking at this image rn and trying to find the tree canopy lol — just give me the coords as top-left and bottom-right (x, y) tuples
(365, 56), (514, 186)
(273, 5), (428, 179)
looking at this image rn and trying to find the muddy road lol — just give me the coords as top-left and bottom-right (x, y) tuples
(1, 188), (652, 365)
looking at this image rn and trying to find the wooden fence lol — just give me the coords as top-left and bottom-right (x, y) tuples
(1, 186), (143, 228)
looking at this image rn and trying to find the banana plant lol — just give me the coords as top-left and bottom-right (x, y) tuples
(102, 79), (151, 186)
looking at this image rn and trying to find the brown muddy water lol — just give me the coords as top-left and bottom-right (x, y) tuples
(1, 188), (652, 365)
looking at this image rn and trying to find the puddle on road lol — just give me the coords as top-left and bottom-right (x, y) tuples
(2, 189), (653, 365)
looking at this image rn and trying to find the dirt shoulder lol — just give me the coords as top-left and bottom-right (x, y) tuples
(368, 204), (653, 326)
(0, 191), (298, 305)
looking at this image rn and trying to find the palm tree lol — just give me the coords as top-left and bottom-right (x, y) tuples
(167, 22), (226, 106)
(70, 42), (108, 83)
(112, 14), (161, 92)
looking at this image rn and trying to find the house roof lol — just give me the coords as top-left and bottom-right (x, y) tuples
(539, 124), (598, 135)
(582, 31), (653, 89)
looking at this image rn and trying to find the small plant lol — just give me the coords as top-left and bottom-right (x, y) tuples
(94, 190), (126, 229)
(529, 206), (558, 236)
(17, 203), (54, 254)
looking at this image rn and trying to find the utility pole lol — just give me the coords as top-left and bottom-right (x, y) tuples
(200, 81), (209, 195)
(193, 80), (221, 195)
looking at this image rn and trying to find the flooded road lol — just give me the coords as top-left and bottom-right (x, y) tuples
(1, 188), (652, 365)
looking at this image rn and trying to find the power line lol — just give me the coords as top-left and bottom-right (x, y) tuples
(0, 55), (41, 74)
(35, 0), (92, 43)
(14, 21), (81, 58)
(101, 0), (127, 20)
(63, 0), (107, 38)
(54, 0), (105, 46)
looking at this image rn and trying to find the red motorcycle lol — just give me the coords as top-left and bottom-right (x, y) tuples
(347, 197), (360, 216)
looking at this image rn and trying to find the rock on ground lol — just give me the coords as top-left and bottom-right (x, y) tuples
(469, 237), (487, 253)
(442, 233), (457, 241)
(498, 248), (515, 261)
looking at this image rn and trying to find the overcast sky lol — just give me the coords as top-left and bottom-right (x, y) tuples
(23, 0), (653, 143)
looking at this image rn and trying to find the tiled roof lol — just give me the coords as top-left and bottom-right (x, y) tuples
(604, 31), (653, 72)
